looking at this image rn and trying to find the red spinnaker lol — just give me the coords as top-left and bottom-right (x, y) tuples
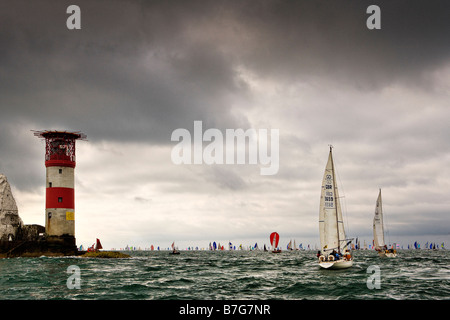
(96, 238), (103, 250)
(270, 232), (280, 248)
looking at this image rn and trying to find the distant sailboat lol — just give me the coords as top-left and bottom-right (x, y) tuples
(318, 146), (353, 269)
(270, 232), (281, 253)
(95, 238), (103, 251)
(287, 240), (293, 251)
(171, 241), (180, 254)
(87, 238), (103, 252)
(373, 189), (397, 258)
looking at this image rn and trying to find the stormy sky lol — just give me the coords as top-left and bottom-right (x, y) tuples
(1, 0), (449, 249)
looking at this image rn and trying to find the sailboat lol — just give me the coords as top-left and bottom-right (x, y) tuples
(171, 242), (180, 254)
(287, 240), (293, 251)
(318, 146), (353, 269)
(373, 189), (397, 258)
(270, 232), (281, 253)
(95, 238), (103, 251)
(87, 238), (103, 252)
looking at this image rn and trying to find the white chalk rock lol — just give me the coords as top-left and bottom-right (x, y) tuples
(0, 174), (23, 241)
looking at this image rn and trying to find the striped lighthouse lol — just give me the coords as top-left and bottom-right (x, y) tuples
(33, 130), (86, 245)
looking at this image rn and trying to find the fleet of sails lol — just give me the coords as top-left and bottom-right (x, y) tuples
(78, 146), (445, 262)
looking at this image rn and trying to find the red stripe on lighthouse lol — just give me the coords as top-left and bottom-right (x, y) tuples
(46, 187), (75, 209)
(45, 160), (76, 168)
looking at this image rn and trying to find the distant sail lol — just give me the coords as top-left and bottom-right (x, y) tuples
(373, 189), (385, 250)
(270, 232), (280, 249)
(95, 238), (103, 250)
(287, 240), (292, 250)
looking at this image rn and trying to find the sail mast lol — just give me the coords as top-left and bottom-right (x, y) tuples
(329, 145), (341, 253)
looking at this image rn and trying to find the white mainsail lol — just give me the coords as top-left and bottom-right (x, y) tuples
(373, 189), (385, 250)
(319, 147), (347, 254)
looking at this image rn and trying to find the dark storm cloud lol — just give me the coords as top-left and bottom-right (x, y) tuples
(0, 122), (43, 191)
(0, 0), (251, 144)
(1, 0), (449, 205)
(1, 0), (449, 144)
(235, 0), (450, 87)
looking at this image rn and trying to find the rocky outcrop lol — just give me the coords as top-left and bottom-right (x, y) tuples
(20, 224), (45, 241)
(0, 174), (23, 241)
(0, 237), (77, 258)
(0, 174), (76, 258)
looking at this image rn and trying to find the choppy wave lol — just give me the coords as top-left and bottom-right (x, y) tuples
(0, 249), (448, 300)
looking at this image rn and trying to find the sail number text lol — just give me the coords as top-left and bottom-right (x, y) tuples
(325, 189), (334, 207)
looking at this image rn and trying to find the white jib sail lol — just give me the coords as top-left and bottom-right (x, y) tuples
(319, 148), (347, 254)
(373, 189), (385, 249)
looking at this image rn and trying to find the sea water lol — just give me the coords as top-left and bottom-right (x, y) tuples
(0, 249), (448, 300)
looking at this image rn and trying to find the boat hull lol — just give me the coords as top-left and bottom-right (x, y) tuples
(378, 251), (397, 258)
(319, 259), (353, 269)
